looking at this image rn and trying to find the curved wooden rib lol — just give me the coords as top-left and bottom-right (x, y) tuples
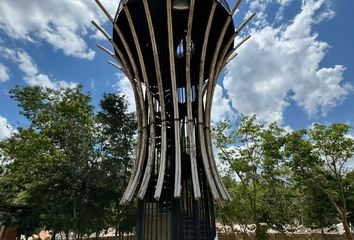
(208, 13), (256, 102)
(96, 43), (115, 58)
(203, 39), (249, 203)
(185, 0), (201, 200)
(203, 0), (245, 201)
(167, 0), (182, 198)
(197, 1), (221, 201)
(209, 14), (255, 100)
(95, 0), (114, 22)
(225, 51), (238, 66)
(204, 0), (244, 129)
(107, 60), (123, 70)
(122, 6), (157, 200)
(110, 19), (149, 203)
(204, 13), (255, 202)
(216, 35), (251, 79)
(141, 0), (168, 201)
(93, 0), (148, 205)
(91, 17), (147, 205)
(207, 27), (253, 102)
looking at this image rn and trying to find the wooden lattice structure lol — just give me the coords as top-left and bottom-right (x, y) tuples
(93, 0), (253, 239)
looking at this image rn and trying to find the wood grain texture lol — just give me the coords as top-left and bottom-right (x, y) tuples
(122, 5), (157, 202)
(185, 0), (201, 200)
(196, 1), (221, 201)
(91, 16), (148, 205)
(141, 0), (168, 201)
(167, 0), (182, 198)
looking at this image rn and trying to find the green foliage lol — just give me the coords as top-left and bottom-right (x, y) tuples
(286, 123), (354, 239)
(214, 115), (354, 239)
(344, 171), (354, 224)
(0, 86), (137, 238)
(214, 115), (297, 239)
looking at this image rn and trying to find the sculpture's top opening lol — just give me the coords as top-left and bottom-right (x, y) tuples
(112, 0), (235, 88)
(115, 0), (231, 20)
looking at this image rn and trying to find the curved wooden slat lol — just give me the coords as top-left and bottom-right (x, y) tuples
(92, 2), (146, 204)
(185, 0), (201, 200)
(215, 34), (251, 79)
(204, 0), (245, 130)
(167, 0), (182, 198)
(93, 4), (151, 203)
(107, 60), (123, 70)
(90, 18), (147, 205)
(196, 1), (221, 201)
(205, 12), (255, 102)
(204, 14), (255, 202)
(140, 0), (168, 201)
(96, 43), (115, 58)
(95, 0), (114, 23)
(122, 6), (157, 201)
(203, 0), (246, 201)
(201, 41), (252, 197)
(209, 14), (255, 99)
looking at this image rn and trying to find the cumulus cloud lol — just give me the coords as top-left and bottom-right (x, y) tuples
(0, 0), (118, 60)
(246, 0), (273, 27)
(0, 63), (10, 82)
(220, 0), (351, 123)
(275, 0), (294, 22)
(114, 75), (136, 113)
(211, 84), (235, 123)
(0, 116), (14, 140)
(0, 47), (76, 89)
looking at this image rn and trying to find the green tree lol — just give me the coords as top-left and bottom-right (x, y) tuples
(286, 123), (354, 240)
(302, 183), (337, 238)
(344, 171), (354, 225)
(0, 86), (137, 238)
(96, 93), (137, 237)
(214, 115), (297, 239)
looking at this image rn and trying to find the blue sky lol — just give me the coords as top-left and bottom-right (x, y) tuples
(0, 0), (353, 140)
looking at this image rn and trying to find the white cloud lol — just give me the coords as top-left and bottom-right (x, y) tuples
(0, 116), (14, 140)
(277, 0), (292, 5)
(0, 47), (76, 89)
(0, 0), (118, 60)
(275, 0), (294, 22)
(0, 63), (10, 82)
(211, 84), (235, 123)
(220, 0), (351, 123)
(114, 75), (136, 113)
(246, 0), (273, 27)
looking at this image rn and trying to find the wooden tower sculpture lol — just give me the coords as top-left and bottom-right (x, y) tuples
(92, 0), (254, 239)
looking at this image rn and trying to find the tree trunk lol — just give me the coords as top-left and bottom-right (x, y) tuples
(341, 213), (353, 240)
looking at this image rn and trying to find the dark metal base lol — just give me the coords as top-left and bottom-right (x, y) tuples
(136, 170), (216, 240)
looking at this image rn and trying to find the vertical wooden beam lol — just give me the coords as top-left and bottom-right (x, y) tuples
(196, 1), (221, 201)
(141, 0), (168, 201)
(185, 0), (201, 200)
(167, 0), (182, 198)
(122, 5), (157, 201)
